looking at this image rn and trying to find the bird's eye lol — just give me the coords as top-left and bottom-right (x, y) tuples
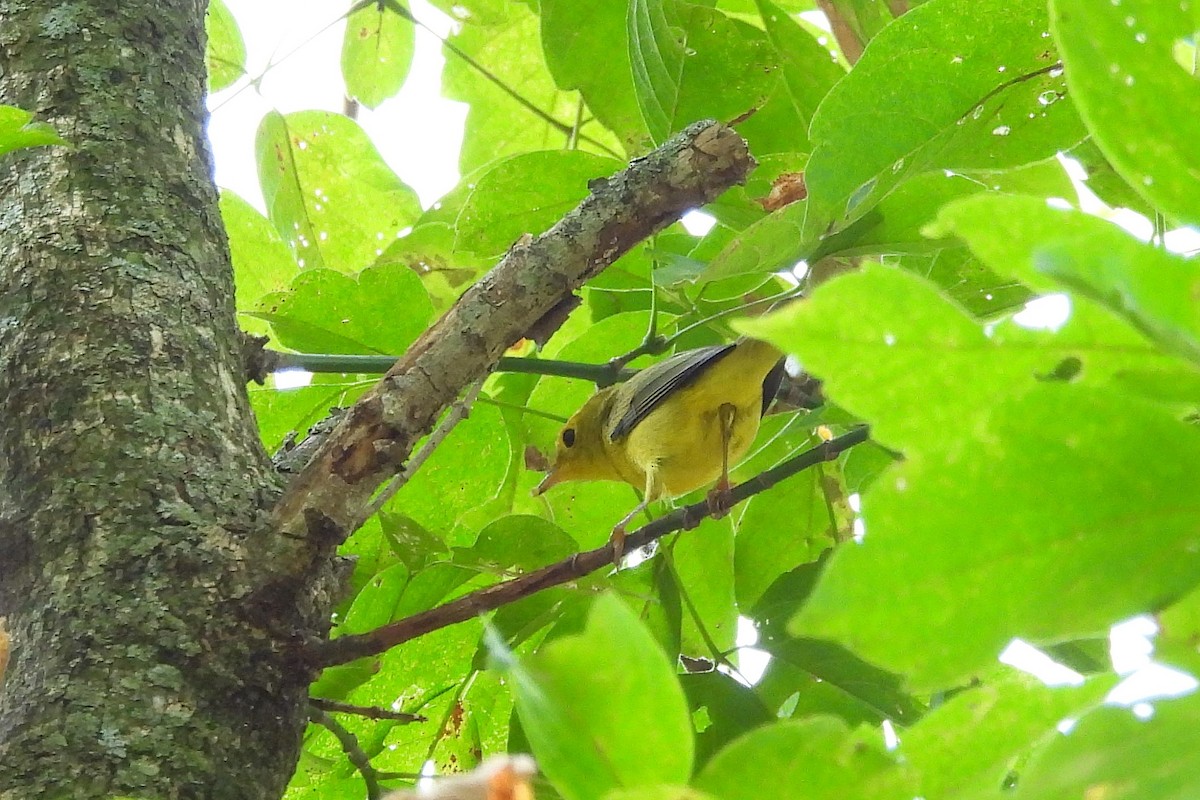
(562, 428), (576, 447)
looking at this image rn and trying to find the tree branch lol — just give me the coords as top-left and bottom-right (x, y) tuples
(306, 427), (869, 668)
(268, 121), (755, 572)
(310, 698), (427, 723)
(266, 350), (637, 385)
(816, 0), (866, 65)
(310, 708), (384, 800)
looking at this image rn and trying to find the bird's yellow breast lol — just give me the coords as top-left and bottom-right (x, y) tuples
(614, 392), (762, 499)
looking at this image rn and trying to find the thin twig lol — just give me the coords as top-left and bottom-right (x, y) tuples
(607, 286), (803, 370)
(358, 380), (484, 526)
(311, 697), (427, 723)
(211, 1), (364, 113)
(310, 707), (384, 800)
(381, 0), (621, 158)
(306, 427), (870, 668)
(661, 546), (747, 681)
(476, 395), (567, 424)
(268, 350), (637, 384)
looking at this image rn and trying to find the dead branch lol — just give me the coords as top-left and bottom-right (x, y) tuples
(268, 120), (755, 571)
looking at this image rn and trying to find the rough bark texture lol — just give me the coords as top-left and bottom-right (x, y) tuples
(0, 2), (328, 798)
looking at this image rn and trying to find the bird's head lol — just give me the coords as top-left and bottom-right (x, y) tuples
(532, 386), (621, 495)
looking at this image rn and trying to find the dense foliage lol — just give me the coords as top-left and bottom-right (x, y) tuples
(7, 0), (1193, 796)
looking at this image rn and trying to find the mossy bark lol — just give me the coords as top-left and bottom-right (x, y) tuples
(0, 2), (330, 797)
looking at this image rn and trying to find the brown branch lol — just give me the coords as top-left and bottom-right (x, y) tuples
(306, 427), (870, 669)
(816, 0), (865, 65)
(310, 698), (427, 723)
(268, 120), (755, 572)
(311, 708), (384, 800)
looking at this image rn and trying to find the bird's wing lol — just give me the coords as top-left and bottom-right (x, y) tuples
(607, 344), (735, 441)
(761, 357), (787, 416)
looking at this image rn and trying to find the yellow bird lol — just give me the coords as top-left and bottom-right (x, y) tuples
(533, 338), (785, 555)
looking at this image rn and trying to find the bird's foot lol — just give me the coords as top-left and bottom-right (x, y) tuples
(609, 526), (627, 567)
(706, 478), (734, 519)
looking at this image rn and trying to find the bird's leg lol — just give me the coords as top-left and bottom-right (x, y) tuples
(610, 501), (644, 565)
(611, 470), (657, 566)
(706, 403), (738, 518)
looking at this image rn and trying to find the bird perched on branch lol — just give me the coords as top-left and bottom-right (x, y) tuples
(534, 338), (786, 558)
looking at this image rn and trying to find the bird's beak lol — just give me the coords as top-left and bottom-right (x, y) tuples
(532, 469), (561, 497)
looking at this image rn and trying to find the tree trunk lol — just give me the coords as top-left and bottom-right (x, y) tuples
(0, 2), (325, 797)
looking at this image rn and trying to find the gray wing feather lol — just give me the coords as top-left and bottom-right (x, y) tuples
(760, 357), (786, 416)
(607, 344), (735, 441)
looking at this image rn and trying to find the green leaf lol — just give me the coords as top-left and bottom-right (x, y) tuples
(936, 194), (1200, 366)
(339, 562), (412, 634)
(1012, 694), (1200, 800)
(541, 0), (651, 150)
(671, 517), (737, 655)
(0, 105), (65, 157)
(428, 668), (513, 777)
(738, 265), (1041, 452)
(789, 385), (1200, 690)
(1051, 0), (1200, 226)
(628, 0), (686, 144)
(461, 514), (577, 573)
(444, 4), (615, 173)
(1040, 256), (1200, 371)
(900, 671), (1112, 798)
(456, 150), (623, 259)
(705, 154), (1075, 283)
(357, 618), (484, 775)
(755, 0), (846, 144)
(680, 670), (773, 768)
(1159, 583), (1200, 651)
(286, 773), (367, 800)
(1066, 139), (1157, 218)
(250, 374), (371, 453)
(694, 718), (906, 800)
(734, 469), (834, 610)
(701, 201), (807, 282)
(827, 160), (1075, 259)
(759, 635), (925, 726)
(386, 402), (513, 547)
(376, 173), (493, 310)
(896, 249), (1032, 320)
(629, 2), (792, 148)
(255, 110), (422, 272)
(205, 0), (246, 92)
(672, 7), (794, 152)
(602, 789), (715, 800)
(341, 1), (416, 109)
(1041, 237), (1200, 371)
(221, 190), (297, 316)
(750, 564), (926, 726)
(511, 594), (694, 800)
(250, 262), (433, 354)
(804, 0), (1084, 238)
(740, 264), (1180, 454)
